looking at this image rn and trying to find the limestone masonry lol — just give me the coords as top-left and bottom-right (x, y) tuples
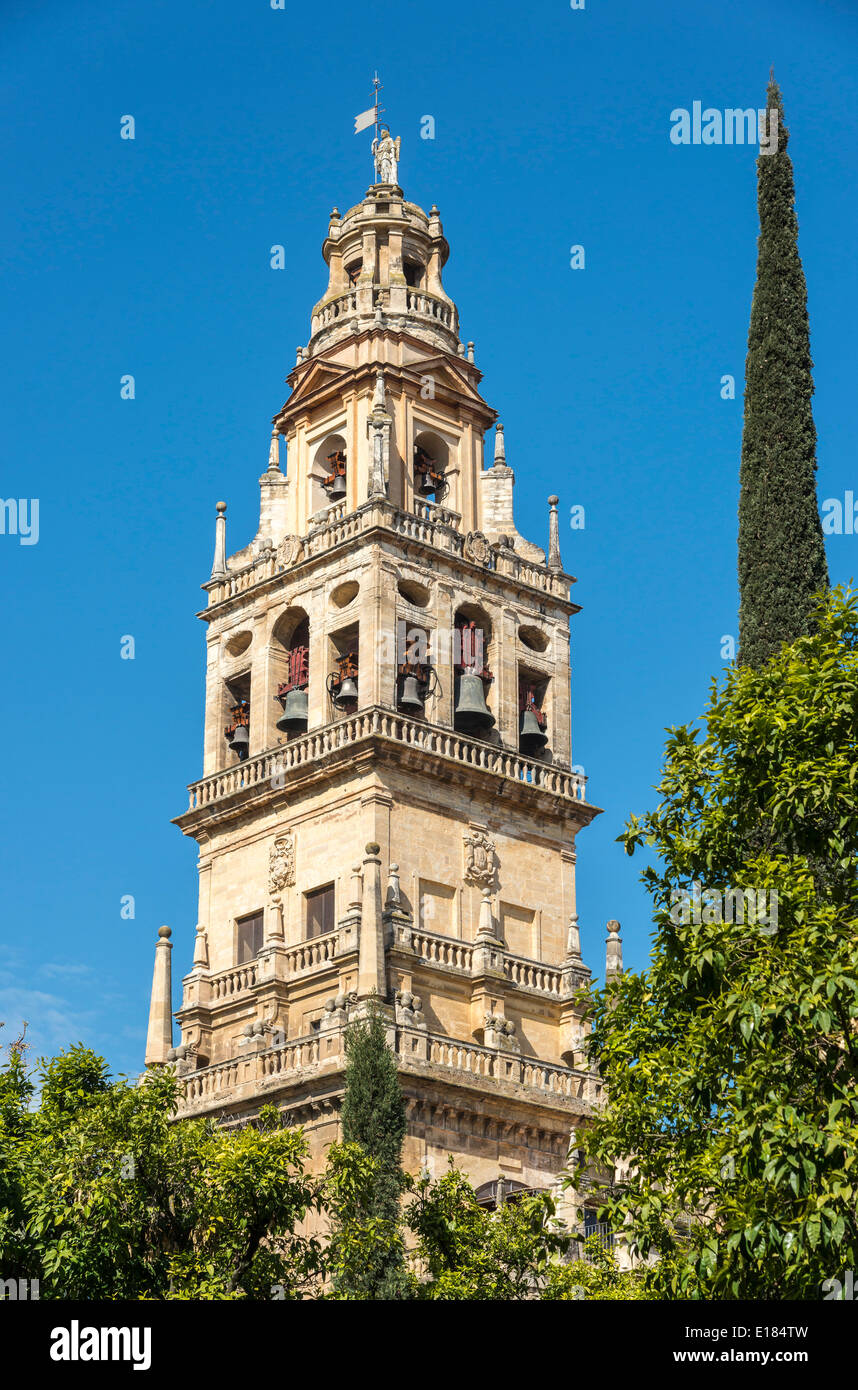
(144, 132), (623, 1203)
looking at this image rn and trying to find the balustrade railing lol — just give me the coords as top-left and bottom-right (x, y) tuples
(185, 707), (588, 812)
(205, 497), (569, 609)
(210, 963), (258, 1000)
(178, 1026), (590, 1111)
(283, 933), (339, 974)
(502, 956), (564, 996)
(406, 928), (473, 973)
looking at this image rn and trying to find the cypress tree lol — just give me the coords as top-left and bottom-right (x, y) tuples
(737, 76), (828, 668)
(338, 1004), (408, 1297)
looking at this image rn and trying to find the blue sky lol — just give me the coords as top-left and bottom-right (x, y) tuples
(1, 0), (856, 1077)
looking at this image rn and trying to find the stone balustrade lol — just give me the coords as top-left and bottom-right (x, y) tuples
(282, 933), (340, 974)
(204, 497), (570, 609)
(405, 286), (456, 329)
(185, 707), (589, 813)
(503, 955), (564, 997)
(177, 1025), (594, 1113)
(404, 926), (473, 973)
(209, 963), (258, 1001)
(309, 285), (457, 340)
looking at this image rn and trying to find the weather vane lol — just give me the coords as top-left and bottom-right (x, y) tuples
(354, 73), (399, 186)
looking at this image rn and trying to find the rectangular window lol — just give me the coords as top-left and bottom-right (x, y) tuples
(305, 884), (335, 939)
(236, 911), (264, 963)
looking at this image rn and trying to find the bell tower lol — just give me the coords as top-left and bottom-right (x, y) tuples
(153, 132), (614, 1196)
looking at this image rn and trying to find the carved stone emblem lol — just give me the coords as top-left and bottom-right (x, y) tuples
(464, 829), (496, 887)
(464, 530), (492, 566)
(268, 832), (295, 896)
(276, 534), (304, 569)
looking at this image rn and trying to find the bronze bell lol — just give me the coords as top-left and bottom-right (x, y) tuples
(399, 674), (424, 712)
(229, 723), (250, 760)
(334, 675), (358, 708)
(327, 471), (347, 501)
(454, 672), (495, 733)
(519, 706), (548, 754)
(276, 687), (308, 734)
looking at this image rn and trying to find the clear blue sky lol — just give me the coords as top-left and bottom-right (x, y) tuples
(2, 0), (856, 1077)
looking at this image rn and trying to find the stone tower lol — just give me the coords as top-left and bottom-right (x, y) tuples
(150, 134), (611, 1199)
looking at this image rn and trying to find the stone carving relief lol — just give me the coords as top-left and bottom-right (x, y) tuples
(276, 535), (304, 569)
(268, 832), (295, 897)
(464, 530), (492, 566)
(463, 828), (497, 888)
(395, 989), (426, 1029)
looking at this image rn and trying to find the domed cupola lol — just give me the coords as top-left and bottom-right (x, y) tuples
(307, 131), (460, 357)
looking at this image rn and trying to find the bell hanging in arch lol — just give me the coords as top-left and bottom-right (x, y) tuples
(454, 673), (495, 733)
(334, 675), (358, 708)
(399, 674), (425, 713)
(327, 471), (347, 501)
(229, 723), (250, 760)
(519, 706), (548, 754)
(276, 687), (308, 734)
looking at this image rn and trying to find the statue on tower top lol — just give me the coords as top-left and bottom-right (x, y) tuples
(372, 127), (400, 185)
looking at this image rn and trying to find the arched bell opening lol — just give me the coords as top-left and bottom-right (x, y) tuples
(327, 622), (359, 720)
(395, 616), (439, 719)
(310, 432), (347, 515)
(518, 667), (550, 758)
(270, 608), (310, 743)
(223, 670), (251, 765)
(413, 430), (449, 506)
(453, 605), (496, 741)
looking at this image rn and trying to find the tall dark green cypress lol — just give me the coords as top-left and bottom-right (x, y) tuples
(737, 77), (828, 668)
(338, 1005), (408, 1297)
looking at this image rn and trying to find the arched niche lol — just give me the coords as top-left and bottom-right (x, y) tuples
(310, 432), (347, 517)
(269, 607), (310, 741)
(452, 602), (497, 741)
(413, 430), (451, 507)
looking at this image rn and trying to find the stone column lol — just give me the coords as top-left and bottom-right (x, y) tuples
(357, 842), (386, 999)
(145, 925), (174, 1067)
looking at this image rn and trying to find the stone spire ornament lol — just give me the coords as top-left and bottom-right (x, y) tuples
(267, 431), (281, 473)
(367, 369), (391, 498)
(605, 919), (623, 980)
(192, 922), (209, 969)
(210, 501), (227, 579)
(475, 887), (497, 942)
(565, 914), (582, 960)
(145, 925), (174, 1066)
(547, 495), (562, 571)
(494, 423), (507, 467)
(358, 842), (386, 998)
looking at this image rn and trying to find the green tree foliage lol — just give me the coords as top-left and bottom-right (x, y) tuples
(0, 1042), (323, 1299)
(737, 77), (828, 669)
(335, 1006), (409, 1297)
(406, 1164), (649, 1300)
(322, 1142), (415, 1299)
(1, 1035), (648, 1301)
(583, 590), (858, 1298)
